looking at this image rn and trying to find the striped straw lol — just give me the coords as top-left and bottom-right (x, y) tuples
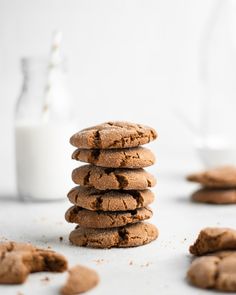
(42, 30), (63, 121)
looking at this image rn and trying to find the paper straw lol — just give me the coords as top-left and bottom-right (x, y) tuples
(42, 30), (63, 121)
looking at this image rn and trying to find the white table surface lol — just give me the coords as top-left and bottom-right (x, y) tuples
(0, 165), (236, 295)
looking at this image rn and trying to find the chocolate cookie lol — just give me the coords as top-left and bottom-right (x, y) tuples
(187, 166), (236, 188)
(68, 186), (154, 211)
(69, 222), (158, 248)
(72, 165), (156, 190)
(0, 241), (67, 284)
(70, 121), (157, 149)
(190, 227), (236, 256)
(187, 253), (236, 292)
(61, 265), (99, 295)
(191, 188), (236, 204)
(65, 206), (152, 228)
(72, 147), (155, 168)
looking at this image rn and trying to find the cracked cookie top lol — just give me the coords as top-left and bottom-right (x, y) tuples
(69, 222), (158, 248)
(70, 121), (157, 149)
(67, 186), (154, 211)
(72, 164), (156, 190)
(72, 146), (155, 168)
(187, 253), (236, 292)
(65, 206), (153, 228)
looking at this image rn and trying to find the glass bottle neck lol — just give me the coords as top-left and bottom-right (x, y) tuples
(16, 57), (71, 123)
(22, 71), (47, 97)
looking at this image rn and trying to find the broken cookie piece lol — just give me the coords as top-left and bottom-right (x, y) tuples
(61, 265), (99, 295)
(190, 227), (236, 256)
(0, 241), (67, 284)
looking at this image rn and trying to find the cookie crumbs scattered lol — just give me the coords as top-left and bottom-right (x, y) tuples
(41, 276), (50, 282)
(59, 236), (63, 242)
(93, 259), (104, 265)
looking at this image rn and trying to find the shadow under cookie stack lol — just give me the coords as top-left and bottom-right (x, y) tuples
(65, 121), (159, 248)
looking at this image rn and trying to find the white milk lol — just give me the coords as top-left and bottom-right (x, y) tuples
(15, 121), (75, 201)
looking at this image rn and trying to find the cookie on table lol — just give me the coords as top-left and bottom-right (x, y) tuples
(67, 186), (154, 211)
(72, 165), (156, 190)
(72, 146), (156, 168)
(191, 188), (236, 204)
(61, 265), (99, 295)
(69, 222), (158, 248)
(187, 252), (236, 292)
(0, 241), (67, 284)
(65, 206), (153, 228)
(189, 227), (236, 256)
(70, 121), (157, 149)
(187, 166), (236, 188)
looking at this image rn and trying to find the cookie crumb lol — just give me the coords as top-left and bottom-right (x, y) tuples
(59, 237), (63, 242)
(93, 259), (104, 265)
(129, 261), (133, 265)
(41, 276), (50, 282)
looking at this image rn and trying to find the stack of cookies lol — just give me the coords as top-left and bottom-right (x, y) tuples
(65, 121), (159, 248)
(187, 166), (236, 204)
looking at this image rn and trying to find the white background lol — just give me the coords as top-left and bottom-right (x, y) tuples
(0, 0), (215, 193)
(0, 2), (236, 295)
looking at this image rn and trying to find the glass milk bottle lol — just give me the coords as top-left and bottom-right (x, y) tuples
(197, 0), (236, 167)
(15, 56), (75, 201)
